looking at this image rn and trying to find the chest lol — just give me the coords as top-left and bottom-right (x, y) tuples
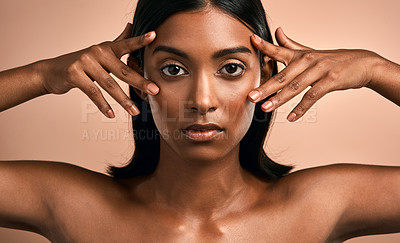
(47, 203), (339, 243)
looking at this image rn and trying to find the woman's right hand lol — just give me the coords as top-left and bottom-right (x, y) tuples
(40, 23), (158, 118)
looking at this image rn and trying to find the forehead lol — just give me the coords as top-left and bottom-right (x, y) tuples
(147, 7), (256, 56)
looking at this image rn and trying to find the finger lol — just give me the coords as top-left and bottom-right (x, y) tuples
(85, 62), (140, 116)
(74, 73), (116, 119)
(114, 23), (133, 42)
(260, 64), (325, 112)
(275, 27), (312, 51)
(99, 53), (159, 96)
(248, 55), (315, 103)
(111, 31), (156, 58)
(251, 34), (294, 66)
(286, 79), (332, 122)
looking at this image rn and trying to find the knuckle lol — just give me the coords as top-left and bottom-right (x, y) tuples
(120, 98), (134, 109)
(293, 104), (308, 116)
(301, 52), (316, 62)
(87, 85), (100, 97)
(89, 44), (106, 55)
(78, 53), (91, 63)
(327, 69), (339, 81)
(273, 72), (286, 84)
(99, 103), (111, 113)
(66, 63), (79, 76)
(121, 65), (132, 76)
(270, 95), (280, 106)
(295, 104), (307, 113)
(103, 76), (116, 89)
(305, 89), (318, 101)
(288, 80), (300, 91)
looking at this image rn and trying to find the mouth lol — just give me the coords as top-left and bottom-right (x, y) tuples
(182, 123), (224, 142)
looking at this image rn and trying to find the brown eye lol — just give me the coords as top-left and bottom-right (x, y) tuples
(219, 63), (246, 76)
(161, 64), (187, 76)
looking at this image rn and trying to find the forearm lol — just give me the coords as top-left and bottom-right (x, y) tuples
(368, 57), (400, 106)
(0, 61), (49, 112)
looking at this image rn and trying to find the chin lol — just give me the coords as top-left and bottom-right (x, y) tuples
(175, 143), (235, 163)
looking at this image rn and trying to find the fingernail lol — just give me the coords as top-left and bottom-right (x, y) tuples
(145, 31), (154, 38)
(287, 112), (297, 122)
(107, 109), (115, 119)
(129, 105), (140, 116)
(249, 91), (260, 101)
(253, 34), (262, 43)
(262, 101), (274, 112)
(147, 83), (159, 95)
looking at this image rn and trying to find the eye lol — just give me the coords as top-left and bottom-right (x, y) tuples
(160, 64), (187, 77)
(219, 63), (246, 77)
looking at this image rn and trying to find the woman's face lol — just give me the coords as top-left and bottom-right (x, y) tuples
(142, 7), (264, 162)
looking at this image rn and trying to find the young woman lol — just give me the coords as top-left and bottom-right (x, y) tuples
(1, 0), (399, 242)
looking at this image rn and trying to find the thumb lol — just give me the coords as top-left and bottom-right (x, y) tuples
(114, 23), (133, 42)
(275, 27), (312, 50)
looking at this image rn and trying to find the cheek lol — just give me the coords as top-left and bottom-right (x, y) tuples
(221, 73), (260, 137)
(147, 88), (183, 135)
(224, 90), (255, 135)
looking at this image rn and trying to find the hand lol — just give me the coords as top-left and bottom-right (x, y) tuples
(40, 23), (158, 118)
(248, 27), (381, 122)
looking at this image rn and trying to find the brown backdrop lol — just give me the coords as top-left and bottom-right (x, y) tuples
(0, 0), (399, 242)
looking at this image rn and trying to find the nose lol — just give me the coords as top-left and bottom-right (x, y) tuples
(188, 72), (218, 115)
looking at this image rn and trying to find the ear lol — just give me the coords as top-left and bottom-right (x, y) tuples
(261, 59), (274, 85)
(127, 56), (148, 101)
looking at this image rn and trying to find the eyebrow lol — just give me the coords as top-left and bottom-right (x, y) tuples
(152, 45), (252, 59)
(212, 47), (252, 59)
(153, 46), (188, 59)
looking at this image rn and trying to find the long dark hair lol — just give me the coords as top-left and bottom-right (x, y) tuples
(108, 0), (293, 180)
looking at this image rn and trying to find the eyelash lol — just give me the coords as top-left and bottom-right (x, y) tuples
(160, 63), (246, 78)
(218, 63), (246, 77)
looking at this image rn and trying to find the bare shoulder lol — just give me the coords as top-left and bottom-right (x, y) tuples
(272, 163), (400, 241)
(273, 163), (398, 206)
(0, 160), (125, 235)
(1, 160), (116, 187)
(0, 160), (126, 207)
(279, 163), (399, 195)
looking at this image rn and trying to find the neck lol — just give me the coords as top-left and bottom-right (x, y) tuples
(142, 139), (258, 218)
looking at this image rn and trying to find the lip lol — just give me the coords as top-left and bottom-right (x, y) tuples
(182, 123), (224, 142)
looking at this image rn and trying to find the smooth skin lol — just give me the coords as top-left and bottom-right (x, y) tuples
(1, 6), (400, 243)
(0, 24), (159, 118)
(248, 28), (400, 122)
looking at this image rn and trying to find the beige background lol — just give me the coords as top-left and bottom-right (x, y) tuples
(0, 0), (399, 242)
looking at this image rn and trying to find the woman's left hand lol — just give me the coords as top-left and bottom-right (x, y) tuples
(248, 27), (383, 122)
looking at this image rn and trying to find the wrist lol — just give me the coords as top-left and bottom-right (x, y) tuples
(366, 54), (390, 90)
(30, 60), (50, 96)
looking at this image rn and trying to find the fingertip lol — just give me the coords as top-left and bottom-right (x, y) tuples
(144, 31), (156, 39)
(107, 109), (115, 119)
(251, 34), (262, 44)
(248, 90), (260, 102)
(275, 27), (286, 40)
(261, 101), (274, 112)
(147, 82), (159, 95)
(287, 112), (297, 122)
(128, 104), (140, 116)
